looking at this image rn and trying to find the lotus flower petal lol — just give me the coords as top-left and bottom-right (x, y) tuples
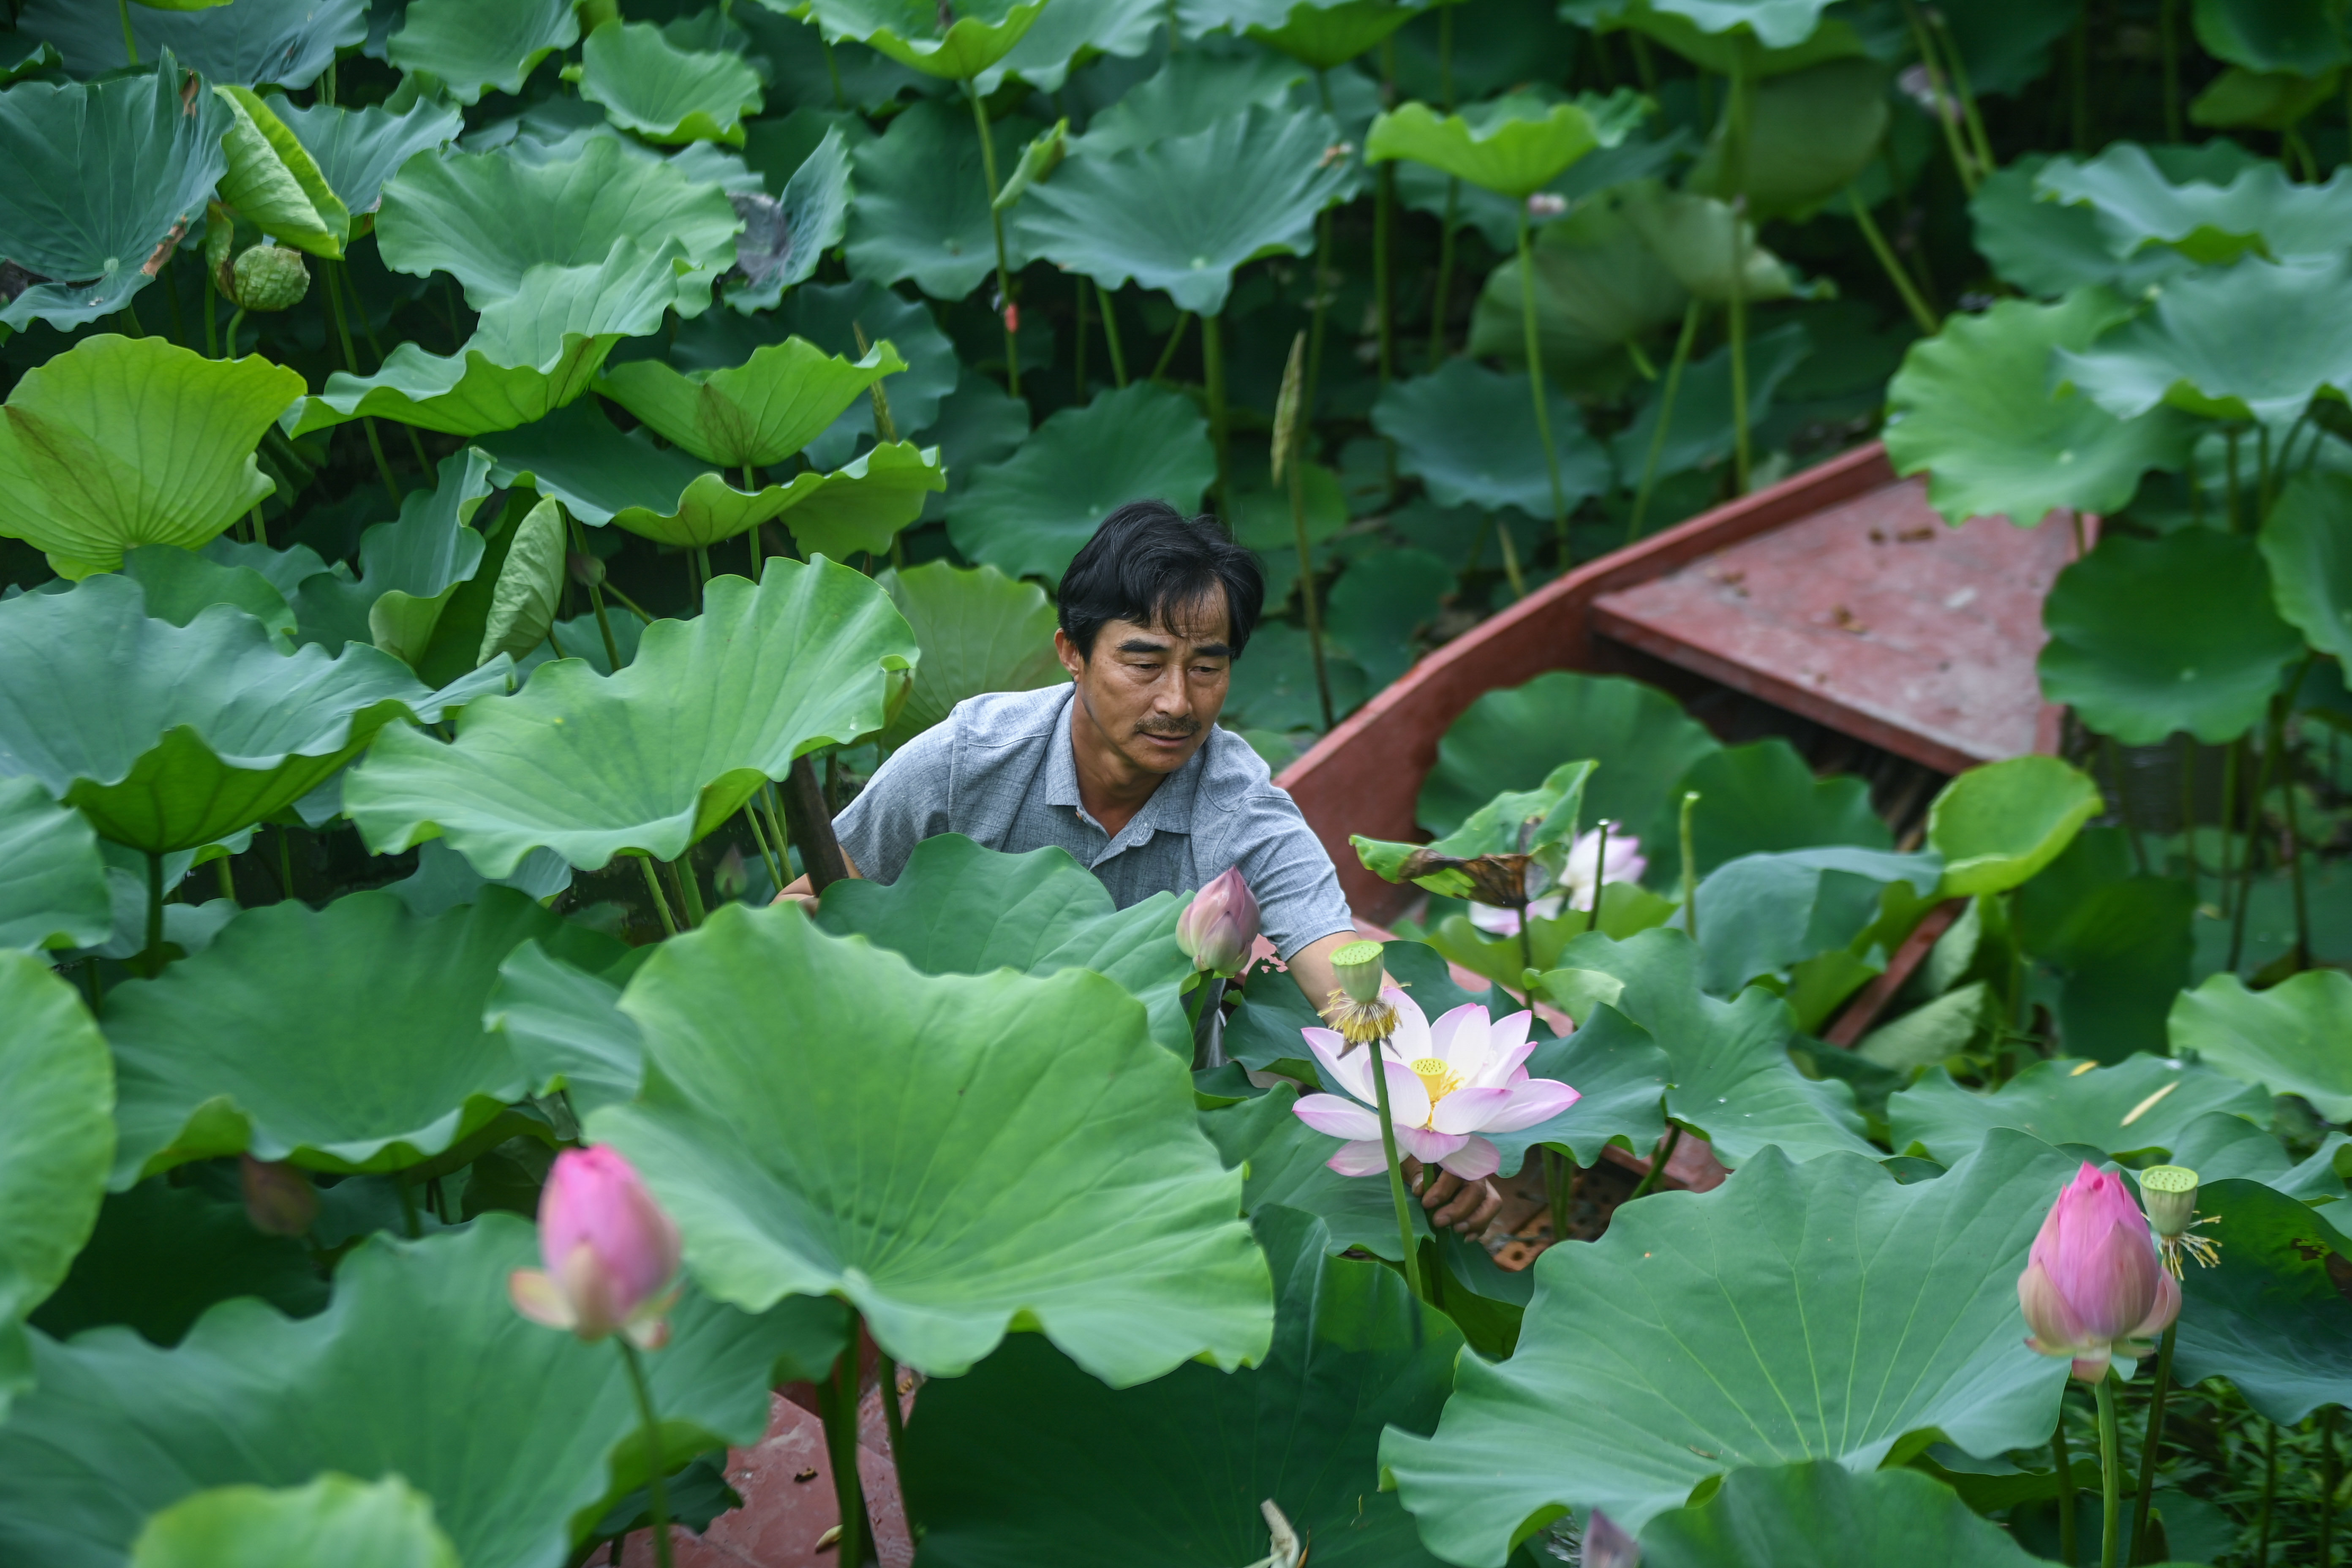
(1426, 1002), (1488, 1067)
(1479, 1077), (1583, 1133)
(1438, 1136), (1502, 1181)
(1326, 1139), (1391, 1176)
(1380, 1056), (1434, 1128)
(1304, 1025), (1378, 1103)
(1294, 1092), (1383, 1141)
(1430, 1085), (1517, 1135)
(1395, 1124), (1469, 1165)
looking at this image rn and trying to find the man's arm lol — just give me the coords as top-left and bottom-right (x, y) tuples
(772, 849), (861, 911)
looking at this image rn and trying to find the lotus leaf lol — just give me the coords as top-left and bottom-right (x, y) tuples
(1970, 156), (2194, 299)
(845, 98), (1043, 299)
(14, 0), (360, 87)
(735, 440), (947, 558)
(2168, 1177), (2352, 1425)
(2170, 969), (2352, 1119)
(477, 498), (566, 666)
(950, 382), (1215, 583)
(1885, 289), (2190, 528)
(1927, 755), (2104, 896)
(2258, 467), (2352, 663)
(376, 136), (739, 310)
(755, 277), (962, 447)
(285, 238), (696, 438)
(590, 905), (1274, 1384)
(803, 0), (1048, 78)
(1241, 0), (1426, 71)
(2194, 63), (2346, 129)
(2014, 830), (2196, 1064)
(727, 126), (851, 311)
(972, 0), (1164, 93)
(386, 0), (580, 104)
(212, 86), (350, 260)
(345, 558), (917, 874)
(1856, 981), (1993, 1073)
(878, 561), (1065, 746)
(1355, 759), (1595, 900)
(266, 96), (466, 220)
(2038, 142), (2352, 264)
(482, 399), (724, 527)
(1680, 739), (1889, 876)
(1323, 545), (1455, 686)
(1365, 90), (1645, 199)
(1201, 1086), (1441, 1258)
(130, 1475), (457, 1568)
(1538, 928), (1877, 1164)
(1381, 1130), (2078, 1554)
(485, 938), (645, 1117)
(295, 447), (495, 660)
(2193, 0), (2352, 76)
(1466, 190), (1696, 379)
(593, 338), (906, 469)
(121, 544), (295, 644)
(0, 952), (113, 1419)
(2038, 528), (2303, 745)
(1397, 125), (1691, 252)
(1684, 847), (1941, 996)
(1070, 47), (1306, 156)
(1888, 1054), (2270, 1166)
(0, 576), (465, 853)
(574, 20), (764, 145)
(30, 1181), (327, 1348)
(1608, 320), (1813, 481)
(0, 776), (112, 952)
(1614, 180), (1817, 302)
(1372, 356), (1613, 520)
(1638, 1462), (2051, 1568)
(1220, 621), (1370, 732)
(0, 1217), (843, 1568)
(1685, 57), (1890, 220)
(1024, 101), (1353, 316)
(0, 57), (229, 332)
(817, 835), (1192, 1053)
(1419, 670), (1721, 857)
(901, 1206), (1456, 1567)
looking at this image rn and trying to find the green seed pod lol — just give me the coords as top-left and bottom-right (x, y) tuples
(2139, 1165), (2200, 1239)
(229, 244), (309, 313)
(1331, 939), (1386, 1004)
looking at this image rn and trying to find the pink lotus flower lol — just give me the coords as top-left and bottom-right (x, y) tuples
(239, 1155), (318, 1238)
(2018, 1161), (2180, 1382)
(1292, 988), (1580, 1181)
(1468, 825), (1645, 937)
(1178, 866), (1260, 977)
(509, 1145), (683, 1350)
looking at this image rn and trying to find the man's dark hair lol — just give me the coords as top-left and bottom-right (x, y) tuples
(1058, 500), (1265, 659)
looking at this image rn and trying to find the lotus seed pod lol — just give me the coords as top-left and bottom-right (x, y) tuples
(2139, 1165), (2200, 1239)
(1332, 939), (1386, 1004)
(230, 245), (310, 313)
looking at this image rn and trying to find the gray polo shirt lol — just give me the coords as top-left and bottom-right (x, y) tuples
(833, 685), (1356, 959)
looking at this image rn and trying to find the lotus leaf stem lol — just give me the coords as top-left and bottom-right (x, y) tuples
(396, 1176), (422, 1239)
(1587, 820), (1611, 935)
(964, 80), (1019, 398)
(1286, 418), (1336, 732)
(1723, 48), (1754, 496)
(276, 825), (297, 904)
(2094, 1371), (2122, 1568)
(1073, 278), (1089, 395)
(1627, 1124), (1682, 1201)
(876, 1348), (914, 1540)
(1427, 180), (1459, 370)
(2179, 738), (2199, 898)
(1096, 283), (1128, 387)
(742, 798), (787, 893)
(1845, 190), (1939, 338)
(2054, 1402), (2080, 1567)
(2256, 1417), (2279, 1563)
(565, 513), (624, 670)
(223, 308), (247, 359)
(2129, 1323), (2177, 1563)
(2327, 1364), (2344, 1566)
(1367, 1032), (1425, 1300)
(636, 855), (680, 938)
(117, 0), (136, 64)
(821, 36), (846, 107)
(323, 263), (403, 504)
(1678, 789), (1700, 943)
(141, 851), (163, 977)
(2069, 11), (2089, 151)
(2105, 737), (2151, 877)
(1374, 161), (1395, 386)
(1544, 1146), (1577, 1247)
(664, 857), (707, 928)
(818, 1312), (878, 1566)
(1899, 0), (1977, 193)
(618, 1339), (676, 1568)
(1202, 311), (1229, 516)
(1513, 208), (1569, 552)
(1150, 311), (1192, 384)
(1629, 300), (1703, 544)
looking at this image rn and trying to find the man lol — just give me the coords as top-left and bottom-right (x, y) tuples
(780, 501), (1500, 1235)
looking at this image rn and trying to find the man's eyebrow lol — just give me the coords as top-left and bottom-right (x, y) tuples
(1116, 635), (1173, 653)
(1190, 642), (1234, 659)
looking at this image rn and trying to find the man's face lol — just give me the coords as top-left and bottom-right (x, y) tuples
(1056, 593), (1233, 776)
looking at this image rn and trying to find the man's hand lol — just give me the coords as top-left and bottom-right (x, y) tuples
(769, 850), (863, 912)
(1402, 1157), (1502, 1236)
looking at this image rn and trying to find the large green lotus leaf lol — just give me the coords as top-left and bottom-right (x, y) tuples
(2259, 467), (2352, 664)
(1607, 319), (1813, 481)
(1885, 290), (2191, 529)
(1365, 90), (1644, 199)
(377, 136), (738, 310)
(482, 398), (725, 526)
(593, 338), (904, 469)
(477, 497), (566, 666)
(803, 0), (1047, 78)
(1614, 180), (1817, 304)
(902, 1205), (1457, 1567)
(0, 576), (455, 854)
(1242, 0), (1424, 71)
(0, 336), (304, 580)
(1538, 929), (1877, 1165)
(971, 0), (1163, 93)
(844, 99), (1042, 300)
(693, 277), (962, 452)
(265, 95), (464, 223)
(0, 952), (114, 1420)
(1680, 739), (1889, 878)
(1682, 847), (1941, 996)
(1397, 123), (1691, 252)
(1067, 46), (1307, 156)
(590, 906), (1273, 1384)
(2037, 142), (2352, 264)
(296, 448), (495, 662)
(16, 0), (361, 87)
(1926, 756), (2103, 897)
(1572, 0), (1849, 54)
(2014, 829), (2194, 1064)
(2055, 254), (2352, 430)
(485, 938), (645, 1118)
(877, 561), (1064, 747)
(284, 239), (692, 438)
(1466, 190), (1695, 380)
(386, 0), (580, 104)
(1372, 356), (1614, 521)
(0, 56), (226, 332)
(1379, 1130), (2079, 1554)
(2168, 1176), (2352, 1425)
(0, 1216), (843, 1568)
(1419, 671), (1721, 861)
(30, 1181), (327, 1349)
(1022, 102), (1350, 316)
(345, 558), (917, 874)
(0, 776), (111, 952)
(2038, 528), (2303, 746)
(815, 834), (1193, 1055)
(743, 440), (947, 558)
(575, 20), (764, 146)
(103, 887), (621, 1185)
(1887, 1053), (2271, 1165)
(2193, 0), (2352, 76)
(1637, 1461), (2050, 1568)
(725, 125), (852, 312)
(122, 542), (300, 644)
(129, 1475), (457, 1568)
(1969, 155), (2195, 299)
(2170, 969), (2352, 1120)
(949, 382), (1214, 584)
(1683, 56), (1888, 220)
(1356, 759), (1594, 895)
(211, 85), (349, 259)
(1200, 1086), (1438, 1258)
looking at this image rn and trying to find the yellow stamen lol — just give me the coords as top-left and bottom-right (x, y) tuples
(1409, 1056), (1462, 1104)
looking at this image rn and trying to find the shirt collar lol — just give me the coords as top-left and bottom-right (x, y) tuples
(1048, 689), (1209, 837)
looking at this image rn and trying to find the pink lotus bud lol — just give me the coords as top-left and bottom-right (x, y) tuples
(1582, 1509), (1639, 1568)
(509, 1145), (683, 1350)
(239, 1155), (318, 1237)
(1177, 866), (1260, 977)
(1003, 302), (1021, 333)
(2017, 1162), (2179, 1382)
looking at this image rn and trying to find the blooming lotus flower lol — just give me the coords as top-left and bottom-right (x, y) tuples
(1293, 988), (1580, 1181)
(509, 1145), (683, 1350)
(1469, 826), (1645, 937)
(1178, 867), (1260, 977)
(2018, 1161), (2180, 1382)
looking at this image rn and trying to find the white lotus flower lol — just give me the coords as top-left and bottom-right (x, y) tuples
(1292, 988), (1580, 1181)
(1468, 825), (1645, 937)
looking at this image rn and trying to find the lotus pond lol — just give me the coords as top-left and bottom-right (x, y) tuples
(2, 0), (2351, 1564)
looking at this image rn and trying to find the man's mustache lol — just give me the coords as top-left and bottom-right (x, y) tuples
(1135, 719), (1200, 739)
